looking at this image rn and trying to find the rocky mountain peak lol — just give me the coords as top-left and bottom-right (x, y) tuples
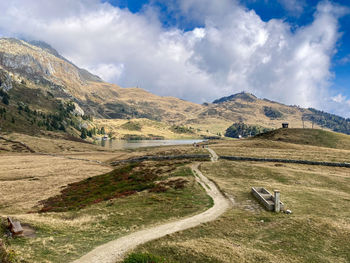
(0, 38), (102, 92)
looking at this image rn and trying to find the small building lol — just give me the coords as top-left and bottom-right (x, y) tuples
(282, 122), (289, 128)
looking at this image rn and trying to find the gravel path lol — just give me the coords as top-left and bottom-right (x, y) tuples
(207, 147), (219, 162)
(72, 149), (230, 263)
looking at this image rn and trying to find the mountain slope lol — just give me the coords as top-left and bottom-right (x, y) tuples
(254, 128), (350, 150)
(0, 37), (349, 138)
(0, 38), (203, 122)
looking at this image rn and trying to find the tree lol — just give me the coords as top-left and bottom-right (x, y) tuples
(1, 94), (9, 105)
(80, 128), (88, 139)
(225, 123), (271, 138)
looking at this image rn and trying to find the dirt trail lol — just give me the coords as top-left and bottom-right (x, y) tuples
(73, 149), (230, 263)
(207, 147), (219, 162)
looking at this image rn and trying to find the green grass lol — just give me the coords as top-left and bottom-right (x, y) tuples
(254, 128), (350, 150)
(38, 163), (156, 212)
(38, 161), (202, 213)
(128, 161), (350, 263)
(4, 161), (212, 263)
(120, 121), (142, 131)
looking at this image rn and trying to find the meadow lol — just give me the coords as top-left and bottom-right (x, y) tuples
(0, 138), (210, 262)
(124, 133), (350, 263)
(1, 129), (349, 263)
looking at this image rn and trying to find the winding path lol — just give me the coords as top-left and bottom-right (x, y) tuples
(207, 147), (219, 162)
(73, 148), (230, 263)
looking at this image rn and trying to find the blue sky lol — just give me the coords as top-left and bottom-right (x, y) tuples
(106, 0), (350, 103)
(0, 0), (349, 117)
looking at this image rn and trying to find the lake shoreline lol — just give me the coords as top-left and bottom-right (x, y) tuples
(96, 139), (206, 150)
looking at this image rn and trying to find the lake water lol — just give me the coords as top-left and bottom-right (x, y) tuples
(97, 139), (205, 150)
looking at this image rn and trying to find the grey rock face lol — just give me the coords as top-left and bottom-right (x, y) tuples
(0, 52), (49, 78)
(0, 69), (12, 91)
(72, 102), (85, 116)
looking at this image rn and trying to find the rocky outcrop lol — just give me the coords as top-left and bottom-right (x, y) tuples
(0, 69), (12, 91)
(0, 38), (100, 91)
(72, 102), (85, 116)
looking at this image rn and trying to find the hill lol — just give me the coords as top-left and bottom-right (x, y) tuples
(254, 128), (350, 150)
(1, 37), (349, 139)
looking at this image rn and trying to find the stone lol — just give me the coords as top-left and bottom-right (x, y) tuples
(0, 69), (13, 91)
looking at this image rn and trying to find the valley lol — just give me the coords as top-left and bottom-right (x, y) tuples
(1, 38), (349, 142)
(0, 37), (349, 263)
(0, 129), (349, 263)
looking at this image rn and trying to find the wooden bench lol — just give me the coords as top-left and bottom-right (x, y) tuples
(7, 217), (23, 236)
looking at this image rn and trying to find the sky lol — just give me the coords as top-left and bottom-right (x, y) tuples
(0, 0), (349, 117)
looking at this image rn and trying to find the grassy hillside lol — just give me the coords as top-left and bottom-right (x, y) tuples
(254, 128), (350, 150)
(133, 161), (350, 263)
(127, 139), (350, 263)
(1, 38), (349, 140)
(93, 119), (213, 140)
(0, 159), (212, 262)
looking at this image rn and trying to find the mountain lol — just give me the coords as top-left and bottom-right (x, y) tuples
(212, 92), (257, 104)
(0, 37), (349, 138)
(0, 38), (203, 121)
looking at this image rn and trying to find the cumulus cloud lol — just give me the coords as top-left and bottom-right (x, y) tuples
(278, 0), (305, 16)
(0, 0), (349, 117)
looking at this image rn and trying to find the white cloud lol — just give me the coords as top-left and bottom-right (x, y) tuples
(278, 0), (305, 16)
(332, 94), (346, 103)
(0, 0), (349, 117)
(88, 63), (125, 83)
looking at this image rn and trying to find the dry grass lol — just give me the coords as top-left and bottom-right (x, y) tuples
(255, 128), (350, 150)
(1, 161), (211, 263)
(210, 139), (350, 163)
(0, 132), (211, 262)
(0, 154), (112, 213)
(0, 133), (105, 153)
(129, 142), (350, 263)
(94, 119), (212, 139)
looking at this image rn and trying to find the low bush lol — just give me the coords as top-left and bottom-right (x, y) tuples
(123, 252), (167, 263)
(225, 122), (271, 138)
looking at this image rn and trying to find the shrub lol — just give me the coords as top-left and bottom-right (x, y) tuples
(0, 89), (10, 105)
(80, 128), (88, 139)
(225, 122), (271, 138)
(123, 252), (166, 263)
(121, 121), (142, 131)
(171, 125), (194, 134)
(263, 106), (283, 119)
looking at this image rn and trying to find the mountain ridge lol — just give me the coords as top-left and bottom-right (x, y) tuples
(0, 37), (349, 138)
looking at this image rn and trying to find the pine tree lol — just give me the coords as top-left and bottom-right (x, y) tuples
(80, 128), (87, 139)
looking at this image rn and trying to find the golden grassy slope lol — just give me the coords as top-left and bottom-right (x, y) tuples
(93, 118), (214, 139)
(203, 95), (324, 130)
(129, 140), (350, 263)
(0, 157), (211, 262)
(255, 128), (350, 150)
(0, 38), (330, 136)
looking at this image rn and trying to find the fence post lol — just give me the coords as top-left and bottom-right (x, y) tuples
(274, 190), (280, 212)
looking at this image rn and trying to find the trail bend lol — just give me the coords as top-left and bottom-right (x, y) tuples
(73, 148), (230, 263)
